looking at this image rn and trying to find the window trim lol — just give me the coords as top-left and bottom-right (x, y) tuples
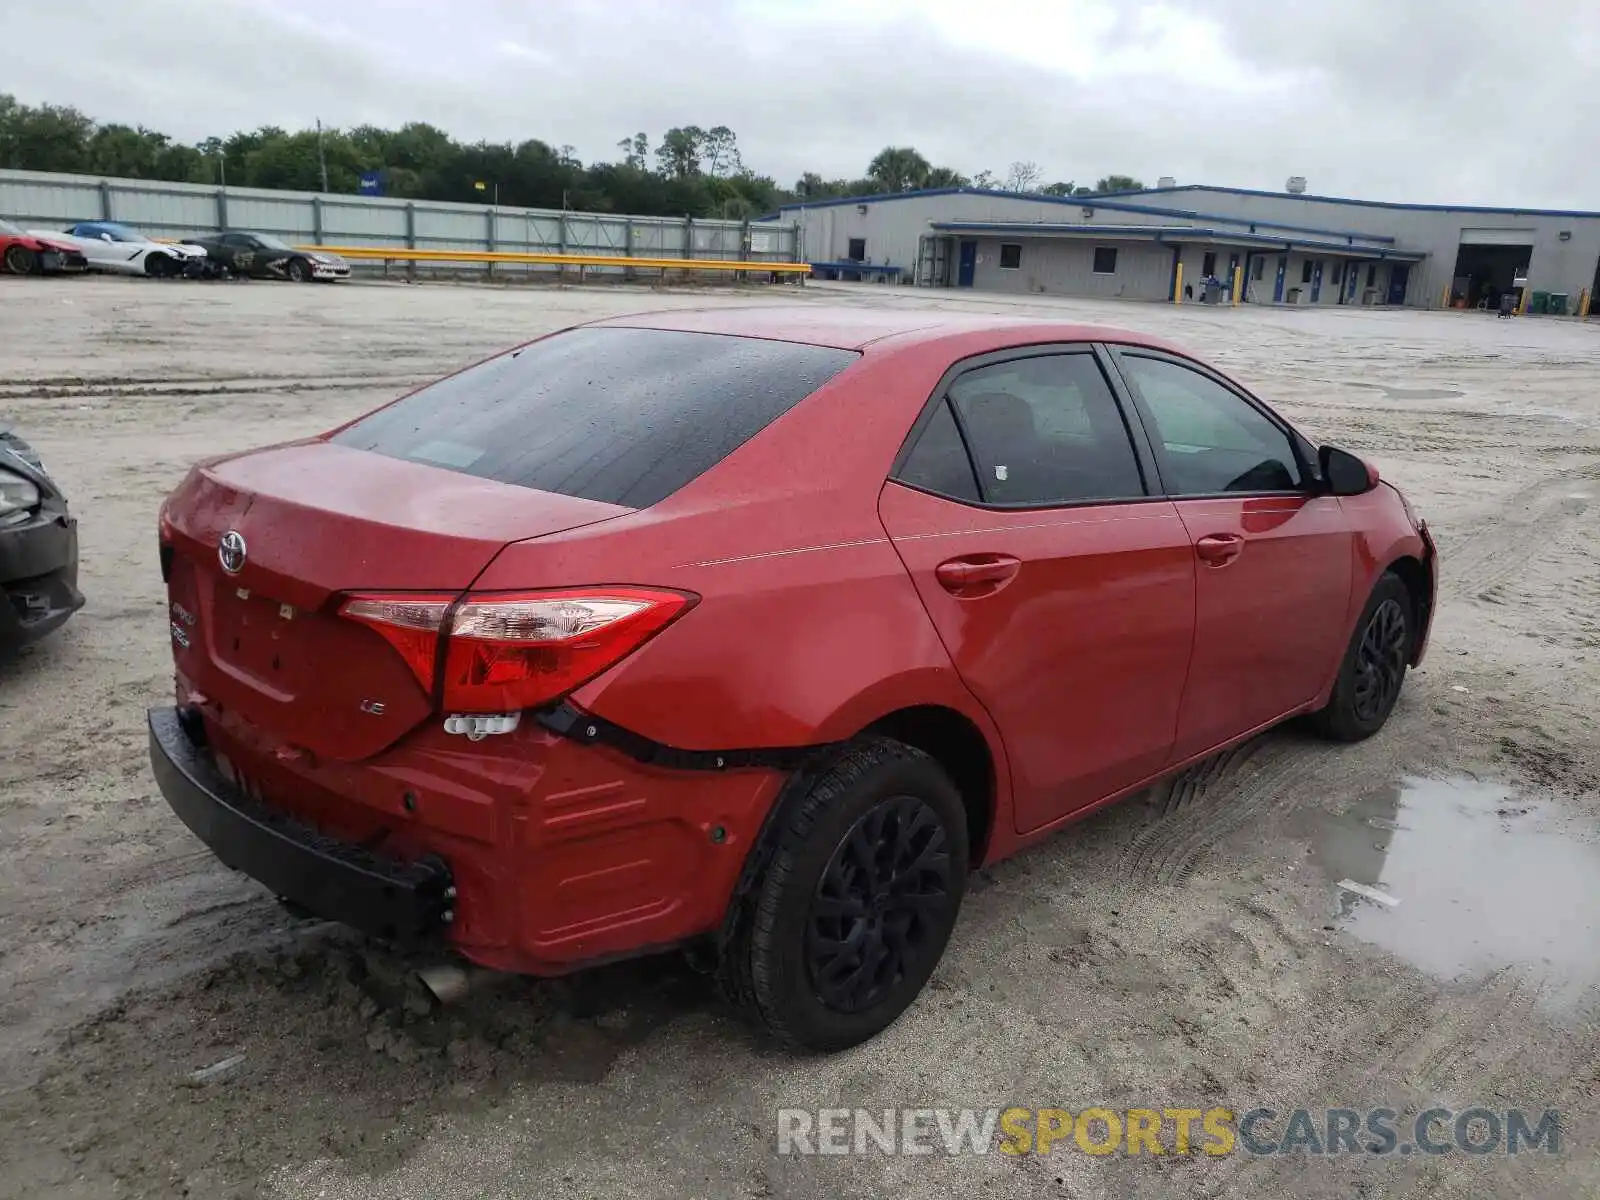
(1101, 345), (1317, 500)
(998, 242), (1023, 270)
(1092, 246), (1118, 275)
(888, 343), (1162, 512)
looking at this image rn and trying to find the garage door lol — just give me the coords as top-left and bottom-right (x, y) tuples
(1458, 228), (1537, 246)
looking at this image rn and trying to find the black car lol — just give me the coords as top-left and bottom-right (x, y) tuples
(0, 423), (82, 652)
(188, 232), (351, 282)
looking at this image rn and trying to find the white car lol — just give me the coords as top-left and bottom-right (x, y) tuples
(31, 222), (210, 278)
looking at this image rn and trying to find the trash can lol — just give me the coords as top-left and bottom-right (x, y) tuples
(1530, 291), (1550, 314)
(1287, 286), (1302, 304)
(1549, 293), (1569, 315)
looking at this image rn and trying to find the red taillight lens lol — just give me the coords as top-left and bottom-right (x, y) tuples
(339, 587), (695, 712)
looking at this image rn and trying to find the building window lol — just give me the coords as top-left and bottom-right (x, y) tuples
(1252, 258), (1264, 280)
(1301, 259), (1314, 284)
(1202, 251), (1217, 277)
(999, 243), (1023, 270)
(1366, 264), (1377, 287)
(847, 237), (866, 261)
(1093, 247), (1118, 274)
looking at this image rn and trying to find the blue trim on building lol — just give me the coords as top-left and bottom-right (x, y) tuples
(777, 186), (1403, 245)
(779, 183), (1600, 220)
(1120, 184), (1600, 220)
(927, 221), (1423, 260)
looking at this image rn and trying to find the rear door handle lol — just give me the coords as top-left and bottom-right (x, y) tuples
(1195, 533), (1244, 565)
(935, 554), (1021, 596)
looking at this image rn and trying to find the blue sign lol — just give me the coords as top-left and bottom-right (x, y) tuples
(358, 171), (384, 196)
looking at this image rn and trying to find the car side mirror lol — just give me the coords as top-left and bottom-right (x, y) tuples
(100, 233), (114, 242)
(1320, 444), (1378, 496)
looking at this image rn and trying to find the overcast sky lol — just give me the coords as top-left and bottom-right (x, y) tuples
(9, 0), (1600, 207)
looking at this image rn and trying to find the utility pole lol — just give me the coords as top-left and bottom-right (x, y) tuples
(316, 118), (330, 192)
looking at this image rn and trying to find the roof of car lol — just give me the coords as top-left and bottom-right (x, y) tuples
(592, 306), (1186, 354)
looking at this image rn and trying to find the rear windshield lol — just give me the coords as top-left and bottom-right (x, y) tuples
(333, 327), (857, 508)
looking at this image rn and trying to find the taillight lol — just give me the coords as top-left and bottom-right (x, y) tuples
(339, 587), (696, 712)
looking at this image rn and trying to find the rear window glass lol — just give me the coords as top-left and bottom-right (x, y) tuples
(333, 327), (858, 508)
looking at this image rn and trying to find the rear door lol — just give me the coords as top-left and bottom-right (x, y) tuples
(878, 346), (1196, 833)
(1107, 349), (1352, 761)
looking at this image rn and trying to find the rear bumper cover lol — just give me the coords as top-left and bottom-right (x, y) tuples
(0, 511), (83, 649)
(148, 706), (454, 941)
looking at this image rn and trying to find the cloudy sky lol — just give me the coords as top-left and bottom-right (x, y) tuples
(10, 0), (1600, 207)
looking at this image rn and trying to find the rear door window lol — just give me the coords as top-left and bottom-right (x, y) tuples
(946, 353), (1147, 505)
(334, 327), (858, 508)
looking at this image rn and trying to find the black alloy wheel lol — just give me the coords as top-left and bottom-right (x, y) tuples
(806, 794), (953, 1013)
(1352, 597), (1408, 723)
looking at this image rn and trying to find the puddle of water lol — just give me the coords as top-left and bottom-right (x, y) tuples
(1305, 776), (1600, 1009)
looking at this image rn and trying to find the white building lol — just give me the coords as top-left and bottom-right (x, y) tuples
(773, 184), (1600, 313)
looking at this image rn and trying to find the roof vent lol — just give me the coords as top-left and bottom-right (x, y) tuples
(1157, 176), (1176, 189)
(1286, 176), (1308, 194)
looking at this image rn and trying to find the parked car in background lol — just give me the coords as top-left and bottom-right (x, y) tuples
(148, 310), (1435, 1052)
(0, 421), (82, 652)
(38, 221), (210, 278)
(188, 231), (350, 282)
(0, 218), (88, 276)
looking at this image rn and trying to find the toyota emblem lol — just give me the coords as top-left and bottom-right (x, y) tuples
(218, 530), (247, 574)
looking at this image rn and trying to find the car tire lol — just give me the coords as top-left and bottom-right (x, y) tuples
(720, 737), (968, 1053)
(1309, 571), (1413, 742)
(286, 257), (312, 283)
(145, 253), (175, 279)
(4, 245), (38, 275)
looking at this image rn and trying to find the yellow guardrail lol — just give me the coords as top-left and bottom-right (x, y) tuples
(301, 244), (810, 274)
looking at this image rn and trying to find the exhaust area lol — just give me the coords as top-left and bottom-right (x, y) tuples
(415, 962), (506, 1006)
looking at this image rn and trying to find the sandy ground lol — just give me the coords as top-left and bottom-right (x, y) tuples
(1, 275), (1597, 1199)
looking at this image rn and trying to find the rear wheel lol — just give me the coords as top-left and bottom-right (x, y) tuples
(721, 738), (968, 1052)
(1309, 572), (1413, 741)
(286, 257), (312, 283)
(4, 245), (37, 275)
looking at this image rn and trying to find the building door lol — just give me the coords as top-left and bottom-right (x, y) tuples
(1227, 253), (1240, 297)
(1346, 261), (1361, 303)
(1310, 260), (1324, 303)
(1273, 256), (1287, 303)
(957, 240), (977, 288)
(1387, 264), (1410, 305)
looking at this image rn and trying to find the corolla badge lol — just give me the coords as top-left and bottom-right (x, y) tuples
(218, 530), (247, 574)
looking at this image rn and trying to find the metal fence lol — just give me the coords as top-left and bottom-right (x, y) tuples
(0, 168), (802, 278)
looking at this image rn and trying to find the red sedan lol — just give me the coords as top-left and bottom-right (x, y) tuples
(149, 309), (1435, 1051)
(0, 217), (88, 275)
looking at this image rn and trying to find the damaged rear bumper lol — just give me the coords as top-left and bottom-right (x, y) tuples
(148, 705), (454, 941)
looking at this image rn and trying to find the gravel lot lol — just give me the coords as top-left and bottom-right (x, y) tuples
(1, 275), (1597, 1199)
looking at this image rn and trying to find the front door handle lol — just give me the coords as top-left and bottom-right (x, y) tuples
(1195, 533), (1244, 566)
(935, 554), (1021, 597)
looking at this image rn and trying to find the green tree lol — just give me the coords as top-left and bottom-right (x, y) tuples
(1041, 180), (1076, 196)
(656, 126), (706, 178)
(924, 166), (970, 188)
(1094, 175), (1144, 193)
(867, 146), (931, 193)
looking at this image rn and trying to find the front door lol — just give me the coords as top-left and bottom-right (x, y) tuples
(1273, 256), (1287, 302)
(1387, 263), (1411, 305)
(879, 348), (1195, 832)
(1310, 260), (1324, 303)
(957, 240), (977, 287)
(1110, 350), (1353, 761)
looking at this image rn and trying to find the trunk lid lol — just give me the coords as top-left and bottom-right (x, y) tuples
(164, 441), (630, 761)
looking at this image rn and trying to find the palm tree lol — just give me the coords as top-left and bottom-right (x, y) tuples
(867, 146), (932, 193)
